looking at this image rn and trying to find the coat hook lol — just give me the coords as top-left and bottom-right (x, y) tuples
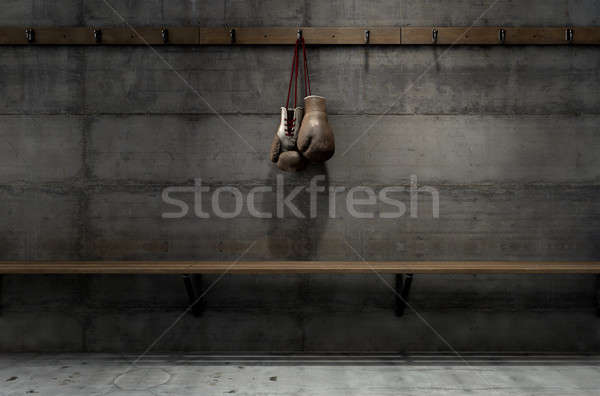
(297, 29), (302, 40)
(499, 28), (506, 44)
(93, 28), (102, 43)
(566, 28), (574, 43)
(161, 27), (169, 44)
(229, 28), (236, 44)
(364, 29), (370, 44)
(25, 28), (34, 43)
(432, 28), (438, 44)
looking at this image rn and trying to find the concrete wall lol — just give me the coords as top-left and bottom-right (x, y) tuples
(0, 0), (599, 352)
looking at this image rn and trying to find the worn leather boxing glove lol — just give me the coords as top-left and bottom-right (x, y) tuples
(277, 150), (307, 172)
(270, 133), (306, 172)
(297, 95), (334, 162)
(276, 107), (303, 151)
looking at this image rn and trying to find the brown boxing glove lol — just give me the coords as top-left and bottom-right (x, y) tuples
(270, 133), (281, 163)
(297, 95), (335, 163)
(270, 133), (306, 172)
(277, 151), (306, 172)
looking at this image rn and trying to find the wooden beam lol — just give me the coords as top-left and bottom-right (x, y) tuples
(233, 27), (298, 45)
(0, 27), (33, 44)
(0, 26), (598, 45)
(199, 27), (401, 44)
(403, 27), (502, 45)
(0, 261), (599, 274)
(572, 27), (600, 44)
(28, 27), (96, 44)
(302, 27), (400, 44)
(101, 27), (199, 45)
(503, 27), (568, 45)
(0, 27), (200, 45)
(199, 27), (231, 45)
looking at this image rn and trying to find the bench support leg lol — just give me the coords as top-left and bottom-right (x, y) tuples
(395, 274), (413, 317)
(183, 274), (204, 317)
(596, 275), (600, 318)
(0, 275), (3, 317)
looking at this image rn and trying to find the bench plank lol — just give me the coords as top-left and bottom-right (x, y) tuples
(0, 261), (599, 274)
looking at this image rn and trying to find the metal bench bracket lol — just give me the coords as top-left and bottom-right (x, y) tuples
(395, 274), (413, 317)
(596, 275), (600, 318)
(182, 274), (204, 317)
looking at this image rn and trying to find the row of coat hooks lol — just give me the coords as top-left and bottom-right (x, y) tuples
(1, 26), (599, 45)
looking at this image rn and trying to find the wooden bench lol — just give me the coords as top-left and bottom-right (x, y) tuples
(1, 261), (599, 317)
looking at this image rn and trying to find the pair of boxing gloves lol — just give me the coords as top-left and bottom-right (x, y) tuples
(270, 95), (335, 171)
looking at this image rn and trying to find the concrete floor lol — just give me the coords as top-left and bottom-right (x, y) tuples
(1, 354), (600, 395)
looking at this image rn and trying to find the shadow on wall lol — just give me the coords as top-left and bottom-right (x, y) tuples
(264, 163), (329, 260)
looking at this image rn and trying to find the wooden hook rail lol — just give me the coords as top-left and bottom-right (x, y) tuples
(1, 261), (599, 274)
(1, 26), (600, 45)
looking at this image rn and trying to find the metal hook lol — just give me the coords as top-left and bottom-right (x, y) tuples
(93, 28), (102, 43)
(161, 27), (169, 44)
(25, 28), (34, 43)
(364, 29), (370, 44)
(297, 29), (302, 40)
(566, 28), (574, 43)
(499, 28), (506, 44)
(432, 28), (438, 44)
(229, 28), (236, 44)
